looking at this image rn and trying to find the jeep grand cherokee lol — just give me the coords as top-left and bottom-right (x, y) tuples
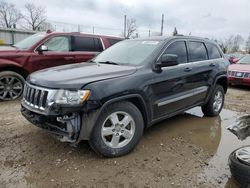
(21, 36), (228, 157)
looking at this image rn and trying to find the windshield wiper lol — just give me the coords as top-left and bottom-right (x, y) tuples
(88, 60), (100, 66)
(99, 61), (119, 65)
(11, 45), (18, 49)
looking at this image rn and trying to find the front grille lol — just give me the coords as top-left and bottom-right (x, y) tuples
(23, 84), (49, 110)
(229, 71), (250, 78)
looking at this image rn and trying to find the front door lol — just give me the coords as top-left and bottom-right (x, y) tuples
(28, 35), (75, 72)
(151, 40), (197, 120)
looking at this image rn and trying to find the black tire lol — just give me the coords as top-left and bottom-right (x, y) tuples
(202, 84), (224, 117)
(229, 147), (250, 188)
(89, 101), (144, 157)
(0, 71), (25, 101)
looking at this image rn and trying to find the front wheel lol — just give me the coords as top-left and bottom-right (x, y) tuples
(0, 71), (25, 101)
(202, 85), (224, 117)
(89, 101), (144, 157)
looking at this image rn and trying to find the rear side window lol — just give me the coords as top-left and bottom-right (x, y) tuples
(164, 41), (188, 64)
(188, 41), (208, 62)
(206, 43), (221, 59)
(108, 38), (122, 46)
(73, 36), (103, 52)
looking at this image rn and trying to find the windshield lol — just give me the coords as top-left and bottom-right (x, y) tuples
(238, 55), (250, 64)
(94, 40), (161, 65)
(14, 32), (47, 50)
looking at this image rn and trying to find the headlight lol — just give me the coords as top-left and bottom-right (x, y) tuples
(54, 89), (90, 105)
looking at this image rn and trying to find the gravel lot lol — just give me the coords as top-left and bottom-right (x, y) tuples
(0, 86), (249, 188)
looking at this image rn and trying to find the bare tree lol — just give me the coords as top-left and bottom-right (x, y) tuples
(246, 35), (250, 54)
(231, 34), (244, 52)
(23, 3), (46, 31)
(125, 18), (137, 39)
(0, 1), (22, 28)
(218, 35), (235, 53)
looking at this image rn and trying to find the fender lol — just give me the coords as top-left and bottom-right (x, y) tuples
(77, 93), (150, 141)
(0, 59), (23, 68)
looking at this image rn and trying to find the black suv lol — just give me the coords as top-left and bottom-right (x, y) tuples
(21, 36), (228, 157)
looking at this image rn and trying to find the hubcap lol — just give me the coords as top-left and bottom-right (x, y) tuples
(101, 111), (135, 149)
(0, 76), (23, 100)
(213, 90), (223, 112)
(236, 146), (250, 165)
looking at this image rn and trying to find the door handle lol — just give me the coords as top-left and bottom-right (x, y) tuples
(184, 67), (192, 72)
(64, 57), (74, 60)
(210, 63), (215, 67)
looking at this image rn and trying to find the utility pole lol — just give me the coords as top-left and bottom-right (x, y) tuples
(92, 26), (95, 34)
(148, 29), (151, 37)
(160, 14), (164, 36)
(124, 15), (127, 38)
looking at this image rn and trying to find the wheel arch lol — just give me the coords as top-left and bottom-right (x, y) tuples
(78, 94), (150, 141)
(0, 66), (29, 79)
(216, 76), (228, 94)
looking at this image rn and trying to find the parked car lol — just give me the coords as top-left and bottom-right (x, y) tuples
(228, 54), (250, 86)
(0, 31), (123, 101)
(21, 36), (228, 157)
(226, 53), (244, 64)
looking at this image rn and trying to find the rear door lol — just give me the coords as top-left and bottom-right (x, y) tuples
(29, 35), (75, 72)
(71, 36), (103, 63)
(187, 41), (221, 103)
(151, 40), (198, 119)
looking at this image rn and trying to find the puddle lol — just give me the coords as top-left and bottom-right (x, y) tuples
(135, 107), (248, 187)
(185, 108), (250, 187)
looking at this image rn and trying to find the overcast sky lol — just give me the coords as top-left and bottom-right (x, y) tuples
(9, 0), (250, 40)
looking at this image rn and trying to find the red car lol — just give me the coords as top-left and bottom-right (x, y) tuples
(0, 32), (123, 101)
(228, 55), (250, 86)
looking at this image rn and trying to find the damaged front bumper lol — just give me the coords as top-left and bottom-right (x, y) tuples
(21, 105), (81, 143)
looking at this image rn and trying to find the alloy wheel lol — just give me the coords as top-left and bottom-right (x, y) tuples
(213, 90), (223, 112)
(236, 147), (250, 165)
(101, 111), (135, 149)
(0, 76), (23, 100)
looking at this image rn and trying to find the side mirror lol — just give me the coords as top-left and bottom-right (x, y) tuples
(156, 54), (178, 68)
(37, 45), (48, 54)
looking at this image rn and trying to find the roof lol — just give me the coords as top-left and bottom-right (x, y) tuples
(131, 35), (215, 44)
(46, 31), (124, 39)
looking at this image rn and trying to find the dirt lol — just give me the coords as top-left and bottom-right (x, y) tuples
(0, 86), (249, 188)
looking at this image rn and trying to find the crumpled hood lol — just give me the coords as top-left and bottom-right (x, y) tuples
(28, 62), (137, 89)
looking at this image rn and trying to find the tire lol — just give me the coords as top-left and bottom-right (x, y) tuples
(202, 84), (224, 117)
(0, 71), (25, 101)
(89, 101), (144, 157)
(229, 147), (250, 188)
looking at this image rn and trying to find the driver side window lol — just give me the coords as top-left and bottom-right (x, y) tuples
(163, 41), (188, 64)
(43, 36), (70, 52)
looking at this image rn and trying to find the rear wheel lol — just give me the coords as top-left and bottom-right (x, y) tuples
(0, 71), (25, 101)
(89, 101), (144, 157)
(202, 85), (224, 117)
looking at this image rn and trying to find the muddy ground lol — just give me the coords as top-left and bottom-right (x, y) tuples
(0, 86), (249, 188)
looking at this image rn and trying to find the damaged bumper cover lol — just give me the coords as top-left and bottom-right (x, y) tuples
(21, 105), (81, 143)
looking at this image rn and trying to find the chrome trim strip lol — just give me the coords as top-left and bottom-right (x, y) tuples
(157, 86), (208, 107)
(22, 82), (58, 114)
